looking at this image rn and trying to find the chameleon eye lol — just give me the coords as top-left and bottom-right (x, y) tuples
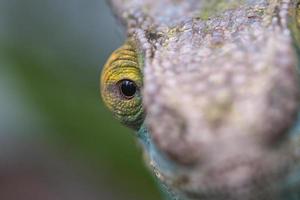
(119, 79), (137, 99)
(100, 41), (144, 130)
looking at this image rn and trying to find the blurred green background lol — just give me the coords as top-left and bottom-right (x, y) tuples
(0, 0), (161, 199)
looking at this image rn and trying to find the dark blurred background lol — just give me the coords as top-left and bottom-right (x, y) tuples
(0, 0), (161, 199)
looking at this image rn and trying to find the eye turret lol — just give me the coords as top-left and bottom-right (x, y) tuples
(100, 41), (144, 130)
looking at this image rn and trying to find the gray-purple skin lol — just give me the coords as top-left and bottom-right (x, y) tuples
(107, 0), (300, 199)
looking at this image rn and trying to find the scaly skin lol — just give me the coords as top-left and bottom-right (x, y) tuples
(103, 0), (300, 199)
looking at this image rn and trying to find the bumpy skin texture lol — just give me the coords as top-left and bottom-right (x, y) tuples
(107, 0), (300, 199)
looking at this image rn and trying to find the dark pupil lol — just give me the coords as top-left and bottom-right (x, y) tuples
(120, 79), (137, 98)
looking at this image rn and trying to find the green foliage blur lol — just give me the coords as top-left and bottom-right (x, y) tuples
(0, 0), (161, 199)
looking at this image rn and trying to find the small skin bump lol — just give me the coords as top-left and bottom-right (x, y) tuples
(208, 73), (226, 85)
(203, 91), (233, 126)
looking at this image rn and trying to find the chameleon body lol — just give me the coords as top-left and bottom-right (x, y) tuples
(101, 0), (300, 199)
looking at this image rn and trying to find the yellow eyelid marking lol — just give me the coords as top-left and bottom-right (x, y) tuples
(101, 41), (141, 86)
(102, 62), (142, 86)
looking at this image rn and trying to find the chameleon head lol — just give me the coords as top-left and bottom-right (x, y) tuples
(102, 0), (300, 199)
(141, 16), (300, 200)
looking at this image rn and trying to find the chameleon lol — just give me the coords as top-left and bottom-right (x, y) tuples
(101, 0), (300, 199)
